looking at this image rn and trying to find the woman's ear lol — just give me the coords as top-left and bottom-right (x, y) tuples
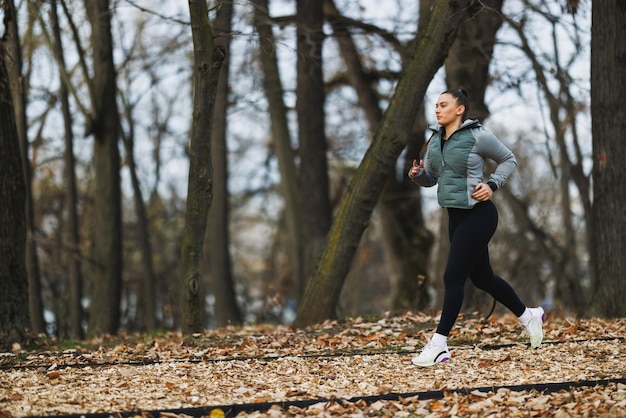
(456, 105), (465, 116)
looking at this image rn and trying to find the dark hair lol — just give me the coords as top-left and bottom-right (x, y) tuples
(441, 87), (470, 120)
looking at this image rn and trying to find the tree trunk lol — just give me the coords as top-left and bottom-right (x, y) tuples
(252, 0), (304, 304)
(0, 42), (30, 347)
(51, 0), (84, 338)
(297, 0), (332, 299)
(294, 0), (472, 327)
(206, 0), (242, 327)
(588, 0), (626, 317)
(2, 0), (46, 335)
(85, 0), (123, 337)
(325, 0), (433, 312)
(179, 0), (224, 334)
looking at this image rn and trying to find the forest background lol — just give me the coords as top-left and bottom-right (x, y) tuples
(0, 0), (624, 345)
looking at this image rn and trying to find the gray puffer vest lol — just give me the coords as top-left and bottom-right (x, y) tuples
(410, 119), (516, 209)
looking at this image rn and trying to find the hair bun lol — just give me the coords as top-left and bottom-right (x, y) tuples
(458, 87), (469, 99)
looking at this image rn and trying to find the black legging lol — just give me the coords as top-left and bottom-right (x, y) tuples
(436, 200), (526, 336)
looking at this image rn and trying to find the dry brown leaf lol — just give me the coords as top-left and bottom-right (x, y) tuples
(1, 313), (626, 417)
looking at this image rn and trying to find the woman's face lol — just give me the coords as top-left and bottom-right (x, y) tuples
(435, 93), (465, 127)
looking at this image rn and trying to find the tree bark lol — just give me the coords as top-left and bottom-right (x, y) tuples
(206, 0), (242, 327)
(85, 0), (123, 337)
(179, 0), (224, 333)
(2, 0), (46, 335)
(588, 0), (626, 317)
(294, 0), (473, 327)
(297, 0), (332, 299)
(0, 41), (30, 348)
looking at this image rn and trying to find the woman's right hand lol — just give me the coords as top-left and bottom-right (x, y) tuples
(408, 159), (423, 177)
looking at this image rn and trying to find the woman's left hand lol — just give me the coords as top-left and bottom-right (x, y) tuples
(471, 183), (493, 201)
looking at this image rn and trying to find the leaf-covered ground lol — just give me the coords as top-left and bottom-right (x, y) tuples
(1, 312), (625, 417)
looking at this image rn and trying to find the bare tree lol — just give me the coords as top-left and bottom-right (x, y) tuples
(2, 0), (46, 334)
(294, 0), (473, 327)
(588, 0), (626, 317)
(0, 39), (30, 347)
(252, 0), (304, 305)
(119, 96), (159, 331)
(297, 0), (332, 297)
(179, 0), (225, 333)
(206, 0), (242, 327)
(324, 0), (434, 312)
(47, 0), (85, 339)
(85, 0), (123, 336)
(503, 2), (589, 311)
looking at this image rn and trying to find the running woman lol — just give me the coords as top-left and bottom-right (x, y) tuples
(408, 88), (544, 367)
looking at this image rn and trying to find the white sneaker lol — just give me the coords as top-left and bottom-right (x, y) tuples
(411, 340), (451, 367)
(524, 307), (545, 348)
